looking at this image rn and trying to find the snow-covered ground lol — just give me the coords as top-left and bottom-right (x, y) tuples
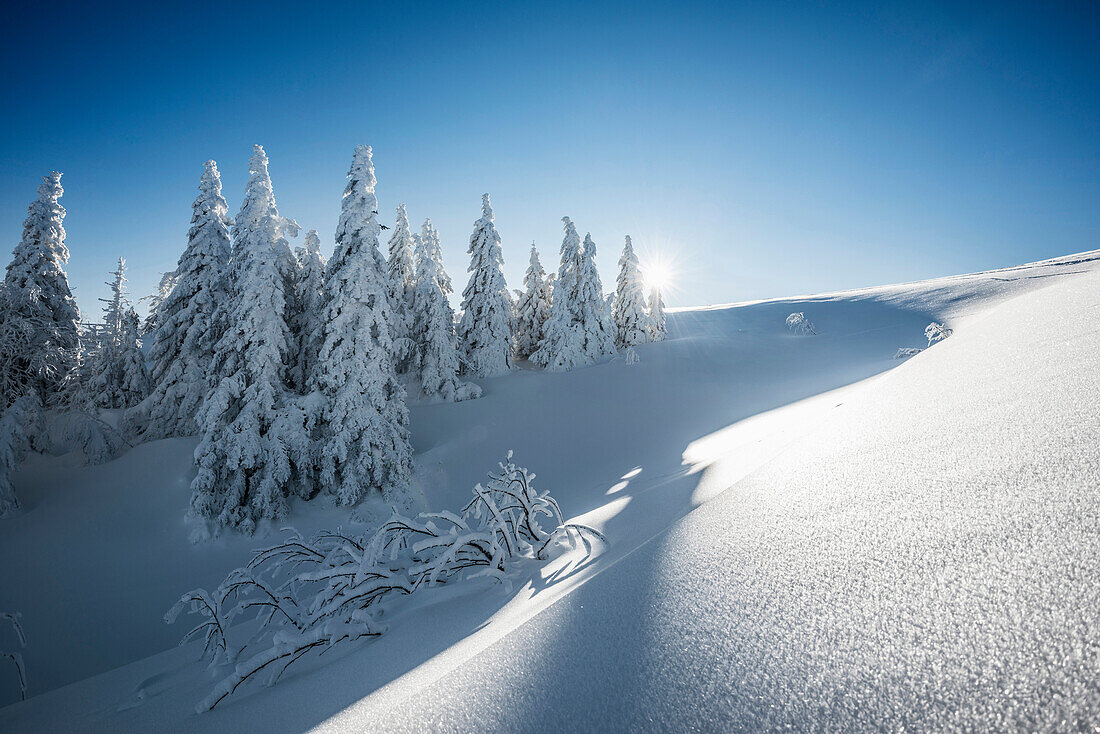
(2, 250), (1098, 731)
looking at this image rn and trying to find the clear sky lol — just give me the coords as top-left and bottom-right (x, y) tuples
(1, 0), (1097, 313)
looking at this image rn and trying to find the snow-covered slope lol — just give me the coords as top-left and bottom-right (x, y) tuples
(1, 251), (1097, 731)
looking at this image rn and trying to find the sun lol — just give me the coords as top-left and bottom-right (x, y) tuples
(643, 256), (675, 293)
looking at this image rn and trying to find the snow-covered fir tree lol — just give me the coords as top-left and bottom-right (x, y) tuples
(139, 160), (232, 439)
(457, 194), (512, 377)
(272, 204), (301, 386)
(575, 232), (616, 359)
(310, 145), (412, 506)
(421, 219), (452, 296)
(530, 217), (585, 370)
(612, 235), (651, 348)
(83, 259), (149, 409)
(649, 284), (667, 341)
(0, 172), (80, 408)
(99, 258), (128, 340)
(385, 204), (416, 373)
(116, 308), (149, 404)
(514, 243), (551, 359)
(291, 229), (326, 392)
(189, 146), (306, 534)
(409, 230), (481, 402)
(139, 270), (178, 336)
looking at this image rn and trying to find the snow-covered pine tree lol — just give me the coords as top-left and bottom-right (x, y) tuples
(649, 284), (667, 341)
(530, 217), (585, 370)
(139, 270), (178, 337)
(457, 194), (512, 377)
(385, 204), (416, 374)
(310, 145), (412, 506)
(291, 229), (326, 391)
(410, 230), (481, 402)
(421, 219), (452, 296)
(514, 243), (551, 359)
(117, 307), (149, 406)
(99, 258), (128, 341)
(84, 259), (148, 409)
(273, 207), (301, 388)
(575, 233), (616, 360)
(612, 235), (651, 349)
(0, 172), (81, 408)
(139, 160), (232, 440)
(189, 145), (306, 534)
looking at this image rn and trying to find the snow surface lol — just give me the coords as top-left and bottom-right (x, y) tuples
(1, 250), (1098, 731)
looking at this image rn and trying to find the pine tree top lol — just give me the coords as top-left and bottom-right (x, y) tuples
(303, 229), (321, 255)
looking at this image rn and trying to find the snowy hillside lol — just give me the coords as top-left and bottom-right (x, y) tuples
(2, 250), (1098, 732)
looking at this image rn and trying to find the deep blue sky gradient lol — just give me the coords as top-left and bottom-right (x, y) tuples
(1, 0), (1097, 312)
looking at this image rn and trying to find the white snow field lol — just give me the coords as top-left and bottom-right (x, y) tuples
(1, 250), (1098, 732)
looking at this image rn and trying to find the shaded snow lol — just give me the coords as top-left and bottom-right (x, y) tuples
(1, 250), (1097, 731)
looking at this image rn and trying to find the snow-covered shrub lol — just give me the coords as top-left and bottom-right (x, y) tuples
(925, 321), (952, 346)
(624, 346), (639, 365)
(0, 612), (26, 701)
(785, 312), (816, 335)
(0, 396), (38, 517)
(169, 453), (605, 712)
(894, 347), (922, 359)
(58, 411), (129, 465)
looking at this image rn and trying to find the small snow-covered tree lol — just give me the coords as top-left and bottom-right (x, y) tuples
(457, 194), (512, 377)
(189, 146), (306, 534)
(785, 312), (816, 336)
(0, 395), (38, 518)
(514, 244), (551, 359)
(385, 204), (416, 374)
(410, 231), (481, 402)
(290, 229), (326, 391)
(575, 233), (616, 359)
(925, 321), (951, 346)
(310, 145), (412, 507)
(139, 270), (178, 337)
(117, 308), (150, 404)
(531, 217), (585, 370)
(84, 260), (148, 409)
(649, 285), (667, 341)
(612, 235), (651, 349)
(0, 172), (81, 408)
(138, 160), (233, 440)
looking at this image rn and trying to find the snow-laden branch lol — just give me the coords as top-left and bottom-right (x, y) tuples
(169, 452), (606, 712)
(1, 611), (27, 701)
(786, 312), (817, 335)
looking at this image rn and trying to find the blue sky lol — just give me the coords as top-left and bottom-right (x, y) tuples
(1, 0), (1097, 312)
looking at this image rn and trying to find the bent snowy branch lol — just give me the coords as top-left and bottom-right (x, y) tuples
(169, 453), (605, 711)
